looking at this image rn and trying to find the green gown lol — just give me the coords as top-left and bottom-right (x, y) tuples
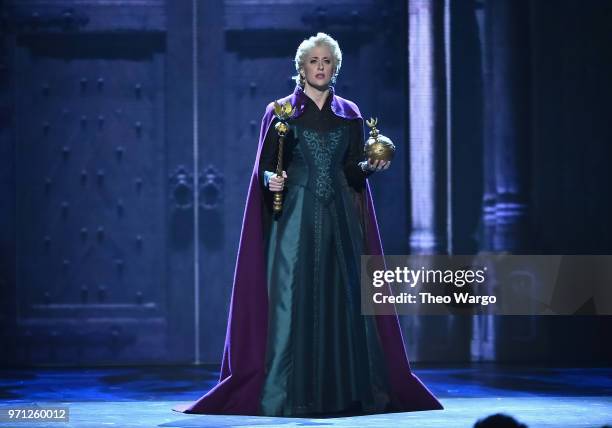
(258, 94), (392, 417)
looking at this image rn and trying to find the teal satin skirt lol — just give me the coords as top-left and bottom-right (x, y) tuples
(259, 183), (392, 416)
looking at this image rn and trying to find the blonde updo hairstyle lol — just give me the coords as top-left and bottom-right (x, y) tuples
(293, 32), (342, 87)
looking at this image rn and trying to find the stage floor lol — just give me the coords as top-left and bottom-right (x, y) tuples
(0, 364), (610, 427)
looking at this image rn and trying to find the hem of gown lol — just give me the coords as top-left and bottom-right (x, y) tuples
(259, 388), (443, 417)
(173, 399), (444, 417)
(261, 400), (443, 418)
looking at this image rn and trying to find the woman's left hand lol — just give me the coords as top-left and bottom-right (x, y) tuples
(366, 158), (391, 172)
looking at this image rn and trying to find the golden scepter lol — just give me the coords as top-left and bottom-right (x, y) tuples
(272, 101), (296, 212)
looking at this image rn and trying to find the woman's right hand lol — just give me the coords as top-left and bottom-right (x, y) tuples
(269, 171), (288, 192)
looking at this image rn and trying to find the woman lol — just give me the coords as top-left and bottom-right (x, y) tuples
(174, 32), (442, 417)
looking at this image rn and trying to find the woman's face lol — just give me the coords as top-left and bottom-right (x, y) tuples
(301, 44), (335, 90)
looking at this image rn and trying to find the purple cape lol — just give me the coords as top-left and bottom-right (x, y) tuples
(174, 86), (443, 415)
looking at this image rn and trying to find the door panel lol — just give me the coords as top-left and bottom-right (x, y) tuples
(199, 0), (415, 363)
(2, 1), (196, 365)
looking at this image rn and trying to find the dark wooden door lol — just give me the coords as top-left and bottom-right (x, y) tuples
(1, 1), (197, 365)
(1, 0), (419, 366)
(205, 1), (414, 363)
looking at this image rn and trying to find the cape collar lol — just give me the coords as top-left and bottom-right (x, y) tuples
(289, 85), (360, 121)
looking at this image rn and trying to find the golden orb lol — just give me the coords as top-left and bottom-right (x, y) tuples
(364, 117), (395, 161)
(365, 134), (395, 161)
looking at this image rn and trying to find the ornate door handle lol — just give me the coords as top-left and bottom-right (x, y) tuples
(169, 165), (194, 210)
(199, 165), (224, 211)
(169, 165), (224, 211)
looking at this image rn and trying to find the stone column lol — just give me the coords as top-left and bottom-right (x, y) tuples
(409, 0), (448, 254)
(481, 0), (531, 251)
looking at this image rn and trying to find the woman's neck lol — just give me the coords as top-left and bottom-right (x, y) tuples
(303, 83), (330, 110)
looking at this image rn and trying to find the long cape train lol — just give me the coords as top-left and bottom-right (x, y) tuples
(173, 85), (443, 415)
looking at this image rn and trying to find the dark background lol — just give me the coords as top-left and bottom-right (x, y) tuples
(0, 0), (610, 367)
